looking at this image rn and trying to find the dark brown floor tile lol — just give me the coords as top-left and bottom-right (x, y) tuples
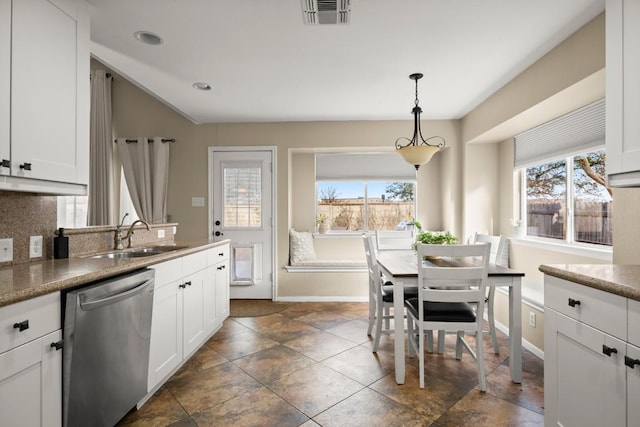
(326, 319), (372, 344)
(294, 310), (352, 329)
(370, 364), (470, 422)
(485, 364), (544, 415)
(257, 317), (322, 343)
(279, 302), (336, 318)
(430, 390), (545, 427)
(313, 387), (430, 427)
(518, 347), (545, 378)
(269, 364), (364, 417)
(234, 344), (316, 385)
(210, 318), (252, 341)
(167, 418), (197, 427)
(117, 387), (188, 426)
(231, 312), (289, 330)
(191, 386), (309, 427)
(284, 329), (357, 361)
(171, 345), (228, 381)
(165, 361), (262, 414)
(207, 328), (279, 360)
(322, 345), (395, 386)
(299, 420), (321, 427)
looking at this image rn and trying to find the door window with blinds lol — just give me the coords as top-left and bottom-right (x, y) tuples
(515, 99), (612, 246)
(315, 153), (417, 232)
(223, 163), (262, 228)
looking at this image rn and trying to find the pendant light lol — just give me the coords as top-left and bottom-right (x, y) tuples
(395, 73), (445, 170)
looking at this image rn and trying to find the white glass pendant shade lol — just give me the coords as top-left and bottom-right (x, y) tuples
(396, 145), (440, 169)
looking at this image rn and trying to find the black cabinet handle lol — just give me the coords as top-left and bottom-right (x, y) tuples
(1, 159), (9, 168)
(568, 298), (581, 307)
(602, 345), (618, 357)
(13, 320), (29, 332)
(625, 356), (640, 369)
(185, 281), (192, 287)
(217, 265), (226, 270)
(219, 252), (224, 257)
(179, 283), (187, 289)
(215, 231), (223, 236)
(19, 162), (31, 171)
(50, 340), (64, 351)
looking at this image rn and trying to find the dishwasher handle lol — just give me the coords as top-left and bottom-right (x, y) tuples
(80, 279), (153, 311)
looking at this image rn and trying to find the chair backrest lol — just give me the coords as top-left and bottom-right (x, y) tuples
(416, 243), (490, 323)
(375, 230), (414, 251)
(363, 235), (383, 293)
(468, 233), (508, 267)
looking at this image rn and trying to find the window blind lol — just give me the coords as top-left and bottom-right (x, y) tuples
(315, 153), (416, 180)
(514, 98), (605, 168)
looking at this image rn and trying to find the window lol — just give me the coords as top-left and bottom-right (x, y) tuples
(317, 181), (415, 232)
(315, 152), (418, 233)
(524, 149), (612, 246)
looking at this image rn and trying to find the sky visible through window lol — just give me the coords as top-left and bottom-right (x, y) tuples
(317, 182), (390, 200)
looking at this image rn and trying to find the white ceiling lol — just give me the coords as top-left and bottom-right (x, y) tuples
(87, 0), (605, 124)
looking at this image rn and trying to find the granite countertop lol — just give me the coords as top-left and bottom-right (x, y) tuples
(539, 264), (640, 301)
(0, 239), (230, 308)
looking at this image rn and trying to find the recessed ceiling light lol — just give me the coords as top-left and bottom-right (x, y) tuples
(133, 31), (163, 45)
(192, 82), (212, 91)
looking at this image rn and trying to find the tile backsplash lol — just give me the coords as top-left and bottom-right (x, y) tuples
(0, 191), (57, 265)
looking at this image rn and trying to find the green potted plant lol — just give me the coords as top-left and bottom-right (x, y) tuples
(413, 230), (458, 250)
(316, 214), (329, 234)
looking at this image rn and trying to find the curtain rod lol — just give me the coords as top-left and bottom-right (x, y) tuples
(114, 138), (175, 143)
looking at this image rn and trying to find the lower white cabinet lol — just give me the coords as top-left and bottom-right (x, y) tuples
(544, 275), (637, 427)
(147, 245), (230, 392)
(0, 293), (62, 427)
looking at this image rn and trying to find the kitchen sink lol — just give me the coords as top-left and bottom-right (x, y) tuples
(88, 245), (188, 259)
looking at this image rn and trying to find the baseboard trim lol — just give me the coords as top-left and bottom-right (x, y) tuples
(276, 296), (369, 302)
(490, 315), (544, 360)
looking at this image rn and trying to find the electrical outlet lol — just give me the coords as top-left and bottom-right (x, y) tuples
(29, 235), (43, 258)
(157, 229), (166, 239)
(0, 238), (13, 262)
(529, 311), (536, 328)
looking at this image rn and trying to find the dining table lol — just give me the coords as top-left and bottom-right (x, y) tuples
(376, 249), (525, 385)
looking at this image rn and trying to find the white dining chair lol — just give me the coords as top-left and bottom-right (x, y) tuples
(375, 230), (414, 251)
(363, 234), (417, 352)
(406, 242), (490, 390)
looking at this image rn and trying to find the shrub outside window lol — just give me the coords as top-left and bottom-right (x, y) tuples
(524, 149), (612, 246)
(317, 181), (416, 232)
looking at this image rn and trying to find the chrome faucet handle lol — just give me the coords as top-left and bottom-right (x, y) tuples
(118, 213), (129, 229)
(114, 213), (129, 250)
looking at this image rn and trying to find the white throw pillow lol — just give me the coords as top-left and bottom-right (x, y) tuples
(289, 229), (317, 264)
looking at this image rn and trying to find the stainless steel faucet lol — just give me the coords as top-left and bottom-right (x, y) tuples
(114, 214), (151, 249)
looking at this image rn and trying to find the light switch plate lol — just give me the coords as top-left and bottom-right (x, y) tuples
(30, 235), (43, 258)
(157, 229), (165, 238)
(0, 238), (13, 262)
(192, 197), (205, 207)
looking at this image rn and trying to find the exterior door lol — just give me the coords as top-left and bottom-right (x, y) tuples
(210, 148), (274, 299)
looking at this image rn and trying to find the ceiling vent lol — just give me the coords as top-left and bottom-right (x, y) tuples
(301, 0), (351, 25)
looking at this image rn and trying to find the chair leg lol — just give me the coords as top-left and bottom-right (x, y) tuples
(487, 287), (500, 354)
(367, 293), (375, 336)
(407, 314), (415, 357)
(373, 302), (384, 352)
(384, 306), (390, 330)
(426, 330), (434, 353)
(419, 325), (425, 389)
(437, 330), (445, 354)
(476, 329), (486, 392)
(455, 331), (464, 360)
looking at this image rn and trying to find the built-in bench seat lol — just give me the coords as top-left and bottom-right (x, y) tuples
(286, 229), (367, 272)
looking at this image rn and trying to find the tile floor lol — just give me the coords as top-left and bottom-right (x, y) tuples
(118, 302), (544, 426)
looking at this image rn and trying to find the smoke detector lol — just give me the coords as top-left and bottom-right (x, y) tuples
(301, 0), (351, 25)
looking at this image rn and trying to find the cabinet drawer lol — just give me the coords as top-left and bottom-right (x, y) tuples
(207, 245), (229, 266)
(545, 275), (627, 341)
(183, 251), (208, 275)
(151, 257), (183, 289)
(629, 299), (640, 347)
(0, 293), (60, 354)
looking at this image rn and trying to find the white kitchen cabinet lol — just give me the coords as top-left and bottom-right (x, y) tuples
(0, 0), (9, 176)
(147, 250), (211, 391)
(0, 0), (89, 194)
(544, 275), (640, 427)
(606, 0), (640, 187)
(205, 245), (230, 335)
(0, 293), (62, 427)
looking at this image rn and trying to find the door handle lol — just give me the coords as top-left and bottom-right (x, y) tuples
(215, 231), (224, 236)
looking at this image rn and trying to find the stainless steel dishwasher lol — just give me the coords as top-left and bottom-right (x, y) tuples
(62, 268), (155, 427)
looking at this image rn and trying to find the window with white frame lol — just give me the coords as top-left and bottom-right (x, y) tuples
(315, 153), (417, 232)
(515, 99), (612, 247)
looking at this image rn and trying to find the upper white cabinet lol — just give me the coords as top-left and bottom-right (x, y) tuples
(0, 0), (89, 194)
(606, 0), (640, 187)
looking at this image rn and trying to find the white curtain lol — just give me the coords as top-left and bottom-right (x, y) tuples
(117, 137), (170, 223)
(87, 70), (114, 225)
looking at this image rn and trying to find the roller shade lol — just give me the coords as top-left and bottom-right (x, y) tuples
(514, 98), (605, 168)
(315, 153), (416, 180)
